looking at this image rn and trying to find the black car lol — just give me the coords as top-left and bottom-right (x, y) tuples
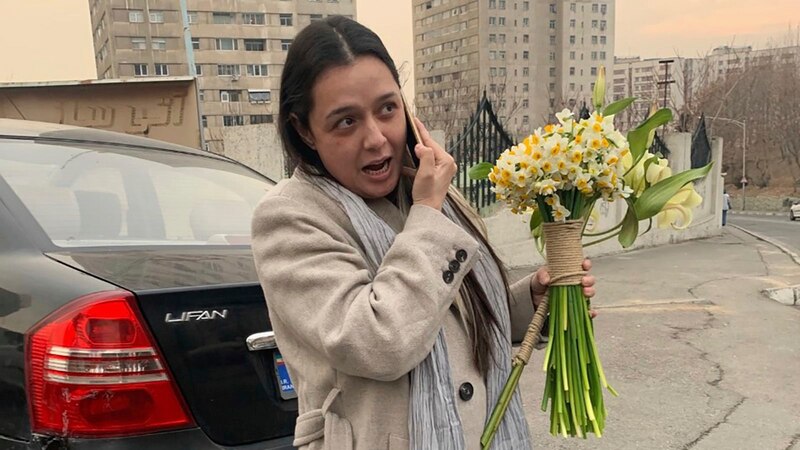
(0, 119), (296, 449)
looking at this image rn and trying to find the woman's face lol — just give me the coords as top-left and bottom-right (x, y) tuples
(300, 55), (407, 199)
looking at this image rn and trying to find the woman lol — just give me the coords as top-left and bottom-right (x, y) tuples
(251, 16), (596, 450)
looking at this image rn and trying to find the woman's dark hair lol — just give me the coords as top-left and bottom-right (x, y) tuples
(279, 16), (512, 377)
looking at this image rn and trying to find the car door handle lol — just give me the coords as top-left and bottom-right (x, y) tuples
(246, 331), (277, 351)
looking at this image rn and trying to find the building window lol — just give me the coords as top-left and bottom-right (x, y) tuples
(131, 37), (147, 50)
(522, 18), (529, 26)
(223, 115), (244, 127)
(549, 67), (556, 77)
(152, 39), (167, 50)
(522, 1), (530, 10)
(217, 64), (240, 76)
(570, 51), (575, 60)
(523, 51), (529, 60)
(489, 17), (496, 25)
(281, 39), (292, 51)
(569, 67), (575, 75)
(523, 34), (529, 43)
(187, 11), (198, 23)
(549, 3), (556, 13)
(195, 64), (203, 75)
(214, 12), (235, 24)
(499, 51), (506, 60)
(129, 10), (144, 23)
(280, 13), (293, 26)
(215, 38), (238, 50)
(570, 82), (576, 91)
(201, 115), (208, 127)
(133, 64), (148, 76)
(489, 0), (496, 8)
(310, 14), (323, 22)
(570, 2), (576, 12)
(244, 39), (266, 51)
(220, 90), (241, 102)
(549, 35), (556, 45)
(600, 20), (607, 30)
(249, 90), (271, 103)
(250, 114), (273, 124)
(155, 64), (169, 76)
(600, 51), (606, 59)
(601, 3), (607, 14)
(523, 83), (529, 93)
(591, 51), (598, 60)
(569, 35), (575, 44)
(523, 67), (529, 76)
(549, 19), (556, 29)
(591, 67), (597, 76)
(247, 64), (268, 76)
(600, 35), (607, 44)
(549, 51), (555, 61)
(522, 99), (529, 107)
(149, 11), (165, 23)
(243, 13), (265, 24)
(489, 33), (496, 43)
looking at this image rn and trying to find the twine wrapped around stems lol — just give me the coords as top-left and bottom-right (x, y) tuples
(514, 220), (586, 367)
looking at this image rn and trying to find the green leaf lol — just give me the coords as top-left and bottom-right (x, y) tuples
(618, 199), (639, 248)
(529, 208), (543, 232)
(469, 162), (494, 180)
(602, 97), (635, 117)
(634, 163), (713, 220)
(627, 108), (672, 163)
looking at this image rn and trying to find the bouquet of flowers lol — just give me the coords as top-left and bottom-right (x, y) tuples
(472, 67), (712, 446)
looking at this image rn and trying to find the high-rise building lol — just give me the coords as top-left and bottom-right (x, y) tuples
(412, 0), (615, 140)
(611, 45), (800, 132)
(88, 0), (356, 152)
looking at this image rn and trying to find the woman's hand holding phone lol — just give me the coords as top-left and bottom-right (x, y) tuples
(404, 117), (457, 211)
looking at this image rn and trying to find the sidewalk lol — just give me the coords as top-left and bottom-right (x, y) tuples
(508, 227), (800, 449)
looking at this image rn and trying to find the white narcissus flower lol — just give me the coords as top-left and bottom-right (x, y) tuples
(656, 183), (704, 229)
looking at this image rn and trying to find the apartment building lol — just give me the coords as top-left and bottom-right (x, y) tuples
(611, 45), (800, 132)
(89, 0), (355, 152)
(412, 0), (615, 140)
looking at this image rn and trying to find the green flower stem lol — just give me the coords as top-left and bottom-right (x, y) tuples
(581, 220), (624, 237)
(480, 362), (524, 449)
(582, 230), (622, 247)
(540, 284), (616, 438)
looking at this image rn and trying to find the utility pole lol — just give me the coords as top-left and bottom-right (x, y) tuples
(179, 0), (206, 151)
(657, 59), (676, 109)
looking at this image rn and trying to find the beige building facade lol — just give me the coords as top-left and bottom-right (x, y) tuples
(412, 0), (615, 140)
(88, 0), (355, 152)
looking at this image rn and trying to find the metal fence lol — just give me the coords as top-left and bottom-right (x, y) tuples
(447, 92), (514, 212)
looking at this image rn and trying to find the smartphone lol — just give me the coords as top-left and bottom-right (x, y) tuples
(402, 92), (422, 168)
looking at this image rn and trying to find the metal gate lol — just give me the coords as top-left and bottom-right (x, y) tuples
(447, 91), (514, 212)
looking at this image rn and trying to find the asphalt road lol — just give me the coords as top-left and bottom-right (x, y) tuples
(729, 213), (800, 253)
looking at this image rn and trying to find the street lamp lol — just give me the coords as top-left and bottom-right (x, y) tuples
(709, 116), (747, 210)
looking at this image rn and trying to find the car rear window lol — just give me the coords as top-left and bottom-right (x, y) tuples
(0, 138), (272, 247)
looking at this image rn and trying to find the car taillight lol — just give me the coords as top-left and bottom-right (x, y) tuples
(26, 290), (194, 437)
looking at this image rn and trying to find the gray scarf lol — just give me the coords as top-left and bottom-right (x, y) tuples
(302, 172), (532, 449)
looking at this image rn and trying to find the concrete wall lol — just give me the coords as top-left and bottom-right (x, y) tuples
(0, 78), (201, 149)
(483, 132), (725, 267)
(221, 123), (286, 181)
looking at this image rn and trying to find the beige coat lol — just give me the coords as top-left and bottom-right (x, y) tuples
(251, 175), (535, 450)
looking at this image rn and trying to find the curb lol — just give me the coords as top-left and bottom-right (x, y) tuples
(728, 224), (800, 266)
(728, 210), (786, 217)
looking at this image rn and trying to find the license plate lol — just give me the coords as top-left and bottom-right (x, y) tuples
(273, 352), (297, 400)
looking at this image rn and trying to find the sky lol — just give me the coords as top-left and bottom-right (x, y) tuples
(0, 0), (798, 87)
